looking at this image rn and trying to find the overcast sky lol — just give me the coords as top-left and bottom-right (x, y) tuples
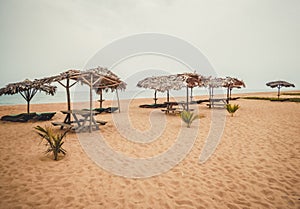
(0, 0), (299, 90)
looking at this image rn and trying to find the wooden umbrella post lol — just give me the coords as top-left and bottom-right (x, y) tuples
(26, 98), (30, 114)
(277, 85), (281, 99)
(186, 86), (189, 111)
(226, 87), (229, 102)
(66, 78), (71, 123)
(99, 89), (103, 108)
(167, 90), (170, 103)
(154, 90), (157, 104)
(22, 88), (37, 114)
(89, 74), (93, 133)
(116, 88), (120, 113)
(57, 77), (78, 124)
(25, 90), (31, 114)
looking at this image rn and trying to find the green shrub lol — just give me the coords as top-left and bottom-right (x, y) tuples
(34, 125), (68, 160)
(225, 104), (240, 117)
(181, 110), (199, 128)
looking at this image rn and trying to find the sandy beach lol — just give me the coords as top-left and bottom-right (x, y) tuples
(0, 91), (299, 209)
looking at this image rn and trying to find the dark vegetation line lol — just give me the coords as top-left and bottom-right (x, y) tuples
(242, 97), (300, 102)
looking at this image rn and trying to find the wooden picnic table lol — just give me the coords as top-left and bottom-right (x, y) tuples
(52, 109), (101, 132)
(161, 101), (187, 114)
(207, 98), (228, 108)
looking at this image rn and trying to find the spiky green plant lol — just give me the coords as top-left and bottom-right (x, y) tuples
(225, 104), (240, 117)
(181, 110), (199, 128)
(34, 125), (68, 160)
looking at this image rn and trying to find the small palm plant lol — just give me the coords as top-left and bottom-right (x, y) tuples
(181, 110), (199, 128)
(225, 104), (240, 117)
(34, 125), (68, 160)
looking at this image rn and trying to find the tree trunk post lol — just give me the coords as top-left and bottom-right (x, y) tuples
(66, 78), (71, 123)
(167, 90), (169, 103)
(89, 74), (93, 133)
(186, 86), (189, 111)
(27, 99), (30, 114)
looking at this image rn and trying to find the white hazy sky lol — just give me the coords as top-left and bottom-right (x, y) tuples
(0, 0), (299, 90)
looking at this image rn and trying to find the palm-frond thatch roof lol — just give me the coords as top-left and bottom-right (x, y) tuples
(137, 73), (204, 92)
(266, 80), (295, 88)
(137, 74), (185, 92)
(0, 79), (56, 113)
(224, 77), (246, 89)
(202, 77), (226, 88)
(38, 67), (126, 111)
(0, 79), (56, 96)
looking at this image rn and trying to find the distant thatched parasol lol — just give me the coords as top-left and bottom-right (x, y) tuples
(92, 67), (126, 108)
(137, 73), (203, 110)
(203, 76), (245, 102)
(266, 80), (295, 98)
(137, 74), (185, 104)
(0, 79), (56, 114)
(178, 72), (205, 102)
(223, 77), (246, 100)
(202, 77), (226, 101)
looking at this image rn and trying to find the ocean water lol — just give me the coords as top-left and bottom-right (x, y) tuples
(0, 88), (277, 106)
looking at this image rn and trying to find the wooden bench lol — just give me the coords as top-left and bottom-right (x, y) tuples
(161, 108), (175, 113)
(161, 108), (183, 114)
(207, 103), (226, 108)
(207, 98), (227, 108)
(96, 120), (108, 126)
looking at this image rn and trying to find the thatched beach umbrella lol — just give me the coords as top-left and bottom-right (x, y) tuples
(266, 80), (295, 99)
(93, 67), (126, 109)
(75, 67), (126, 132)
(137, 73), (203, 110)
(38, 69), (81, 123)
(0, 79), (56, 114)
(223, 77), (246, 100)
(203, 77), (226, 100)
(137, 74), (186, 104)
(178, 72), (205, 102)
(40, 68), (126, 125)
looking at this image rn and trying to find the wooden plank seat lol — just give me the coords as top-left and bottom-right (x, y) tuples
(184, 109), (194, 112)
(51, 122), (74, 129)
(96, 120), (108, 125)
(207, 98), (227, 108)
(174, 109), (183, 114)
(207, 103), (226, 108)
(161, 108), (183, 114)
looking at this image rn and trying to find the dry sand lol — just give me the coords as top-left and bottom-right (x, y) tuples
(0, 91), (299, 208)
